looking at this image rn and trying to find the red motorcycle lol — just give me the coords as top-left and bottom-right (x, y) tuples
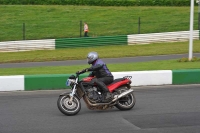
(57, 70), (136, 116)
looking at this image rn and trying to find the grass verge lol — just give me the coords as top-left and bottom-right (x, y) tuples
(0, 40), (200, 63)
(0, 59), (200, 76)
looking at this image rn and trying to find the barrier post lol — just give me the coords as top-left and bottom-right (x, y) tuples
(197, 0), (200, 39)
(138, 17), (140, 34)
(23, 23), (25, 40)
(80, 20), (82, 37)
(189, 0), (194, 60)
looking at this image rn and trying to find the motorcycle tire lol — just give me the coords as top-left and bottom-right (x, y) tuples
(115, 87), (136, 111)
(57, 94), (81, 116)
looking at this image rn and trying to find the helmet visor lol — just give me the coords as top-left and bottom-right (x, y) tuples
(87, 57), (91, 64)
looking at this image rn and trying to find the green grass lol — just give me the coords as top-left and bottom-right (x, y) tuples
(0, 5), (198, 41)
(0, 40), (199, 76)
(0, 40), (200, 63)
(0, 59), (200, 76)
(0, 5), (199, 76)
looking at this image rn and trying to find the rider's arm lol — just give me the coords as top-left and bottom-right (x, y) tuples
(88, 72), (95, 77)
(87, 64), (104, 71)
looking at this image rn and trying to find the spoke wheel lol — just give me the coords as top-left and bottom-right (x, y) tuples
(115, 87), (136, 110)
(57, 95), (81, 116)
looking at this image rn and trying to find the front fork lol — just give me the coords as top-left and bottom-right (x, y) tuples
(69, 78), (78, 103)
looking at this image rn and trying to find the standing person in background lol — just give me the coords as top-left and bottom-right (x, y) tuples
(84, 22), (89, 37)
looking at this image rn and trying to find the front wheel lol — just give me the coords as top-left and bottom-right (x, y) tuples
(57, 94), (81, 116)
(115, 88), (136, 111)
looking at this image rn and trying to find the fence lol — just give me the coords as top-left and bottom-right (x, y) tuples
(0, 39), (55, 52)
(56, 35), (127, 48)
(0, 30), (199, 52)
(128, 30), (199, 45)
(1, 19), (198, 42)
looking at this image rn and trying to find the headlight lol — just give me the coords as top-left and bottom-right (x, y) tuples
(66, 79), (76, 86)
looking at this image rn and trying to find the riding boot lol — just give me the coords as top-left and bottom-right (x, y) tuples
(94, 80), (112, 102)
(103, 91), (113, 102)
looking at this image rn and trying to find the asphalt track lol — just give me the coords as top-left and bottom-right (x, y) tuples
(0, 85), (200, 133)
(1, 53), (200, 68)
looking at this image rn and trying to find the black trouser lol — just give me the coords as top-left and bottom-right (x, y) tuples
(92, 76), (114, 92)
(84, 31), (88, 37)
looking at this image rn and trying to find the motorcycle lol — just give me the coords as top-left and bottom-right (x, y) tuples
(57, 70), (136, 116)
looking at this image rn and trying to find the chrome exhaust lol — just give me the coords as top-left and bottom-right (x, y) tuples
(112, 89), (134, 102)
(83, 89), (134, 107)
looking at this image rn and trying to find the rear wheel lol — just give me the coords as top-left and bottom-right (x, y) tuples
(57, 94), (81, 116)
(115, 87), (136, 110)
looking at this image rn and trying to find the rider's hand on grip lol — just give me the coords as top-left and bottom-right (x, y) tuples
(81, 68), (88, 73)
(84, 68), (89, 72)
(76, 71), (80, 75)
(76, 68), (88, 75)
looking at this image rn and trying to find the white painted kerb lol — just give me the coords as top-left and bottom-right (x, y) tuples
(0, 71), (173, 91)
(0, 75), (24, 91)
(112, 70), (172, 86)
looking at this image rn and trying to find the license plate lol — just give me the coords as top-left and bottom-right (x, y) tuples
(66, 79), (72, 86)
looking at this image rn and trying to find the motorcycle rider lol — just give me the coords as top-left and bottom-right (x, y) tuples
(79, 51), (114, 102)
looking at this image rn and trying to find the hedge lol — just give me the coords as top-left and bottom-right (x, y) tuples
(0, 0), (197, 6)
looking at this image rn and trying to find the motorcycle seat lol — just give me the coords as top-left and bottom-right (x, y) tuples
(108, 78), (126, 86)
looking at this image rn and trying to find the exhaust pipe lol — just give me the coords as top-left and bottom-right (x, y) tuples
(83, 89), (134, 107)
(112, 89), (134, 102)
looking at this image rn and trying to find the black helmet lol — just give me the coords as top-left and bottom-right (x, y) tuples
(87, 52), (98, 64)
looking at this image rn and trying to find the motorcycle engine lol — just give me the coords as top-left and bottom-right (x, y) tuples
(87, 87), (102, 102)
